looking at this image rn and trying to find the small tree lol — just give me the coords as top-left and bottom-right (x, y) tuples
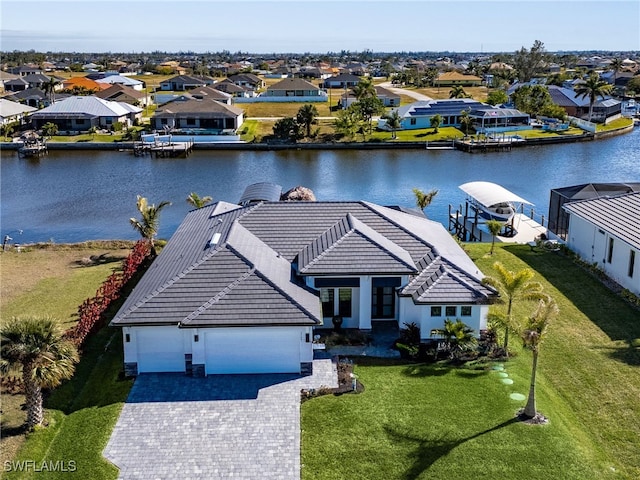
(459, 109), (473, 136)
(486, 220), (503, 255)
(430, 114), (442, 133)
(486, 90), (509, 106)
(296, 104), (319, 138)
(449, 85), (467, 99)
(481, 262), (546, 355)
(1, 317), (79, 429)
(521, 297), (558, 420)
(272, 117), (301, 142)
(41, 122), (58, 137)
(187, 192), (213, 209)
(432, 319), (477, 359)
(129, 195), (171, 257)
(383, 110), (402, 139)
(412, 187), (439, 214)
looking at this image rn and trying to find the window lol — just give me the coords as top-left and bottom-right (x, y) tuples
(431, 306), (442, 317)
(607, 237), (614, 263)
(629, 250), (636, 278)
(410, 118), (417, 125)
(445, 306), (457, 317)
(461, 306), (472, 316)
(160, 118), (168, 125)
(320, 288), (352, 318)
(186, 118), (196, 126)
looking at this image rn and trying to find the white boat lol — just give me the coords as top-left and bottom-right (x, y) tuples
(459, 181), (533, 221)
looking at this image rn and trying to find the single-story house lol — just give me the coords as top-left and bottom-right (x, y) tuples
(378, 99), (488, 131)
(213, 80), (255, 98)
(187, 86), (233, 105)
(0, 70), (21, 92)
(227, 73), (264, 90)
(62, 76), (108, 93)
(30, 96), (142, 131)
(546, 85), (622, 122)
(262, 78), (327, 101)
(564, 192), (640, 296)
(322, 73), (361, 89)
(111, 200), (497, 376)
(340, 85), (401, 109)
(151, 96), (243, 131)
(95, 84), (150, 106)
(6, 88), (54, 108)
(0, 98), (37, 126)
(4, 73), (61, 92)
(95, 75), (145, 91)
(433, 72), (483, 87)
(159, 75), (208, 91)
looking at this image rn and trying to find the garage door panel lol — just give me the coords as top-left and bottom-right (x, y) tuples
(137, 328), (184, 373)
(205, 328), (301, 374)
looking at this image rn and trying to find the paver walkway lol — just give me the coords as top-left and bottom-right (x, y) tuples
(104, 359), (337, 480)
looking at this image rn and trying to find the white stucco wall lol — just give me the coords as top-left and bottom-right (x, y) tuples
(567, 215), (640, 295)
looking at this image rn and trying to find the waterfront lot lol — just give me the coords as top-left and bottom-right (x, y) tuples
(1, 243), (638, 479)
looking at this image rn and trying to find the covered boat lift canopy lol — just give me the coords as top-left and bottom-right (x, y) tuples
(459, 181), (533, 208)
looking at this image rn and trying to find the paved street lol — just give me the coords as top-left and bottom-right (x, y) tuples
(104, 359), (337, 480)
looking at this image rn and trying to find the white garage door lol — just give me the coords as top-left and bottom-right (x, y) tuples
(205, 327), (301, 374)
(136, 327), (184, 373)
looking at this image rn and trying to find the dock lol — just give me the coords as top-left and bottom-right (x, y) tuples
(18, 138), (48, 157)
(134, 139), (194, 158)
(454, 136), (525, 153)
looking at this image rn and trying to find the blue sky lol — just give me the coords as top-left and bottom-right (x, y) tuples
(1, 0), (639, 53)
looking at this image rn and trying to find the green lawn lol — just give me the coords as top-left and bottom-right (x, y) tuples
(302, 244), (640, 480)
(370, 126), (464, 142)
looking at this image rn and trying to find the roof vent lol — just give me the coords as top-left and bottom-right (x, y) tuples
(208, 232), (221, 247)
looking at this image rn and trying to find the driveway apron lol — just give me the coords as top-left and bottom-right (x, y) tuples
(104, 359), (337, 480)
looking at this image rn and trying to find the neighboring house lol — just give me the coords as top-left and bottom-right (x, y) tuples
(111, 199), (497, 376)
(340, 85), (401, 109)
(5, 87), (64, 108)
(95, 84), (149, 106)
(159, 75), (207, 91)
(546, 85), (622, 122)
(378, 99), (489, 131)
(564, 192), (640, 296)
(188, 86), (233, 105)
(433, 72), (483, 87)
(8, 66), (43, 76)
(4, 74), (61, 92)
(30, 96), (142, 131)
(322, 73), (361, 89)
(227, 73), (264, 90)
(213, 79), (255, 98)
(0, 98), (37, 126)
(151, 96), (243, 131)
(0, 70), (21, 92)
(62, 76), (108, 92)
(95, 75), (145, 91)
(262, 78), (327, 101)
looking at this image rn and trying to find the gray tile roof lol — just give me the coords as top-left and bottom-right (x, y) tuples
(153, 97), (243, 118)
(564, 192), (640, 250)
(112, 200), (495, 328)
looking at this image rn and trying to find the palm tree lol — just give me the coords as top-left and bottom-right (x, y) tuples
(609, 57), (624, 86)
(449, 85), (467, 99)
(186, 192), (213, 209)
(521, 297), (558, 419)
(432, 319), (477, 359)
(42, 76), (60, 104)
(412, 187), (439, 213)
(574, 74), (613, 122)
(0, 316), (78, 429)
(129, 195), (171, 256)
(459, 109), (473, 137)
(352, 77), (376, 100)
(486, 220), (503, 255)
(481, 262), (546, 354)
(383, 110), (402, 139)
(41, 122), (58, 137)
(430, 114), (442, 133)
(296, 104), (319, 138)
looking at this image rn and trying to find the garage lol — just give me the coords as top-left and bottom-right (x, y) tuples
(204, 327), (302, 374)
(136, 327), (185, 373)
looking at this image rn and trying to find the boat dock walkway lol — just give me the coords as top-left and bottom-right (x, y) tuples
(133, 140), (194, 157)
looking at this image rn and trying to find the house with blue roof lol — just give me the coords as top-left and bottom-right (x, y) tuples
(111, 199), (497, 376)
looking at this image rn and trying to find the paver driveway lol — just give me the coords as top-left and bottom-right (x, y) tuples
(104, 359), (337, 480)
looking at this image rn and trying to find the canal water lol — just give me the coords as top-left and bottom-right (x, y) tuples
(1, 129), (639, 244)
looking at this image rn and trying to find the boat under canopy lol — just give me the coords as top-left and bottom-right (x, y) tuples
(459, 181), (533, 209)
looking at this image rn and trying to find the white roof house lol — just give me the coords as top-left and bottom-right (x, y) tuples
(0, 98), (37, 125)
(564, 192), (640, 296)
(30, 96), (142, 130)
(95, 75), (144, 91)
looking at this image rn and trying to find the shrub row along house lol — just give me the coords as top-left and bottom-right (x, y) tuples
(111, 197), (497, 376)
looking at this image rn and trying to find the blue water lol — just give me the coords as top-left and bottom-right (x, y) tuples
(1, 129), (639, 244)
